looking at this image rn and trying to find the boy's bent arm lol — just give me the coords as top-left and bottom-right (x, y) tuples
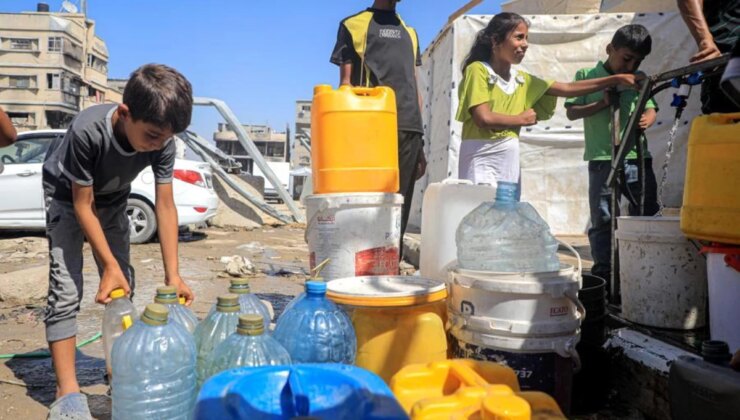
(71, 184), (130, 303)
(155, 182), (194, 304)
(566, 98), (610, 121)
(548, 74), (638, 98)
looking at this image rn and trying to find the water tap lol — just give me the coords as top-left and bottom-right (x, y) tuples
(669, 72), (703, 118)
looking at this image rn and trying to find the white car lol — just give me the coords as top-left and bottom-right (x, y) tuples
(0, 129), (219, 243)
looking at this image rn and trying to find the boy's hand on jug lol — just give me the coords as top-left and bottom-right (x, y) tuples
(96, 267), (131, 304)
(518, 109), (537, 126)
(167, 275), (195, 306)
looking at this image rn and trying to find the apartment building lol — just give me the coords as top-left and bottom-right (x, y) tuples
(0, 4), (121, 131)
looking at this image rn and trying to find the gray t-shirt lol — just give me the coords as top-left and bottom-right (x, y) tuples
(331, 8), (423, 134)
(42, 104), (175, 207)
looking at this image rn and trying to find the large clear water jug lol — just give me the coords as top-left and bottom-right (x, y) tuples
(205, 314), (291, 381)
(456, 181), (560, 272)
(154, 286), (199, 333)
(229, 279), (271, 329)
(111, 303), (196, 420)
(102, 288), (137, 378)
(194, 294), (240, 386)
(273, 281), (356, 364)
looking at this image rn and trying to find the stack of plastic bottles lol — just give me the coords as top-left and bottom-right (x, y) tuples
(273, 280), (356, 364)
(154, 286), (199, 333)
(111, 303), (197, 420)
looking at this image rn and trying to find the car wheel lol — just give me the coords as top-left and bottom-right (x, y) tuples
(127, 198), (157, 244)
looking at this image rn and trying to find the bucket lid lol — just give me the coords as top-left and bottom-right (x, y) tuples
(451, 265), (579, 297)
(326, 276), (447, 307)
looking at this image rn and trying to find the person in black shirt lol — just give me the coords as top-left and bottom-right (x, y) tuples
(331, 0), (427, 255)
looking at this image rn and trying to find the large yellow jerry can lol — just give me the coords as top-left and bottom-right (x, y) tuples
(390, 359), (565, 419)
(311, 85), (399, 194)
(681, 113), (740, 244)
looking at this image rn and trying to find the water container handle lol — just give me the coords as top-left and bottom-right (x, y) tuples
(566, 336), (582, 373)
(566, 292), (587, 325)
(286, 369), (310, 417)
(448, 362), (491, 388)
(708, 112), (740, 125)
(350, 87), (383, 97)
(441, 178), (474, 185)
(557, 240), (582, 287)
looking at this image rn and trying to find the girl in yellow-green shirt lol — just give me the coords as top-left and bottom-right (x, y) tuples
(456, 12), (640, 193)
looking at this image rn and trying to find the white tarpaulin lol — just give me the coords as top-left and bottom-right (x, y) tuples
(409, 12), (701, 235)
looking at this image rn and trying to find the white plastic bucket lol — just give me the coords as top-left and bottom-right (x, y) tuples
(448, 318), (580, 412)
(615, 216), (707, 329)
(420, 179), (496, 283)
(707, 251), (740, 352)
(305, 193), (402, 281)
(449, 265), (584, 336)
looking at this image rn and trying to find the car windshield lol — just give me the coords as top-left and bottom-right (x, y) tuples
(0, 135), (60, 164)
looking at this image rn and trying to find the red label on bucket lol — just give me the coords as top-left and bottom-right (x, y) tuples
(355, 246), (399, 276)
(550, 306), (569, 317)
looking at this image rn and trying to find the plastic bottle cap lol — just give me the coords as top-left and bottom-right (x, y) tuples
(217, 294), (240, 313)
(481, 395), (531, 420)
(110, 288), (126, 299)
(495, 181), (519, 203)
(229, 279), (251, 294)
(141, 303), (169, 326)
(237, 314), (265, 336)
(305, 281), (327, 295)
(154, 286), (178, 304)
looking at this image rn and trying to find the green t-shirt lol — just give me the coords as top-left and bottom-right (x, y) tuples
(455, 61), (556, 141)
(564, 61), (657, 161)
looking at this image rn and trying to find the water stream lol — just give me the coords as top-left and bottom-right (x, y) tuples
(656, 117), (682, 216)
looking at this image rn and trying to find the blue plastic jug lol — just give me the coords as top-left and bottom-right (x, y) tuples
(111, 304), (196, 420)
(195, 364), (409, 420)
(456, 181), (560, 272)
(273, 281), (356, 364)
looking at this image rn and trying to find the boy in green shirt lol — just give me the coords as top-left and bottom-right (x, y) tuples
(565, 24), (659, 282)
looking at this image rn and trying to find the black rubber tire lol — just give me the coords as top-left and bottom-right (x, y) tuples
(126, 198), (157, 244)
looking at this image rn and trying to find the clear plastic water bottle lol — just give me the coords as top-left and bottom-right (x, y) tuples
(102, 288), (137, 379)
(273, 281), (356, 364)
(206, 314), (291, 380)
(154, 286), (199, 333)
(229, 279), (271, 329)
(193, 294), (240, 386)
(111, 303), (196, 420)
(456, 181), (561, 272)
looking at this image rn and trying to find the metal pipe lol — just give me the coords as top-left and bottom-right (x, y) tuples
(181, 130), (241, 172)
(609, 90), (622, 303)
(193, 97), (304, 223)
(183, 135), (294, 224)
(297, 129), (312, 153)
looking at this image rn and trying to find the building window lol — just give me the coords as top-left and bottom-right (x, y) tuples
(48, 37), (63, 52)
(9, 76), (33, 89)
(7, 112), (35, 126)
(47, 73), (61, 89)
(10, 38), (33, 50)
(302, 105), (311, 111)
(87, 54), (108, 73)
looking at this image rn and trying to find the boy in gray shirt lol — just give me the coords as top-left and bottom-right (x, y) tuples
(42, 64), (195, 418)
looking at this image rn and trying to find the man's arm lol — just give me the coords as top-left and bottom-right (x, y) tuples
(0, 106), (17, 147)
(340, 62), (353, 86)
(677, 0), (722, 62)
(72, 184), (130, 303)
(155, 182), (194, 304)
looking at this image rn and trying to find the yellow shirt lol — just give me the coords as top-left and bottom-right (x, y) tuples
(456, 61), (556, 141)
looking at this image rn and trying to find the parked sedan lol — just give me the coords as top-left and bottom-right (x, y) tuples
(0, 129), (218, 243)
